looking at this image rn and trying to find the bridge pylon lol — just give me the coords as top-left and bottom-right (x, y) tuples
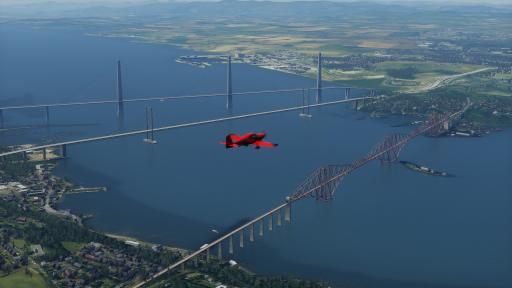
(61, 144), (67, 158)
(226, 55), (233, 111)
(45, 106), (50, 125)
(284, 203), (291, 223)
(299, 88), (312, 117)
(316, 52), (322, 104)
(217, 242), (222, 260)
(116, 60), (124, 117)
(143, 107), (157, 144)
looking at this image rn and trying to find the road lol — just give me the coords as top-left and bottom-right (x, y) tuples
(408, 67), (494, 93)
(44, 192), (83, 226)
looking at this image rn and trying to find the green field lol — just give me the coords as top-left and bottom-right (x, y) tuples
(13, 239), (26, 249)
(62, 241), (85, 254)
(0, 268), (48, 288)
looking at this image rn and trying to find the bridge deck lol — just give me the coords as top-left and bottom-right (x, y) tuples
(0, 96), (378, 158)
(0, 86), (354, 110)
(132, 202), (289, 288)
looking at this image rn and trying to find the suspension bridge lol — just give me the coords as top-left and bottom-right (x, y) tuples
(132, 99), (471, 288)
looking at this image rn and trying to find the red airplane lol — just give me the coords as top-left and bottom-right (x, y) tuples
(221, 132), (278, 149)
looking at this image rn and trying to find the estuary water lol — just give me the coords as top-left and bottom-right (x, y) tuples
(0, 24), (511, 288)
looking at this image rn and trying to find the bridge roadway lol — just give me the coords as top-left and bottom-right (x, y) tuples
(132, 202), (289, 288)
(0, 95), (378, 158)
(0, 86), (351, 111)
(132, 101), (470, 287)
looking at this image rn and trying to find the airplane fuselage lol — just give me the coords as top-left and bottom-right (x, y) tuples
(236, 133), (266, 146)
(222, 132), (277, 149)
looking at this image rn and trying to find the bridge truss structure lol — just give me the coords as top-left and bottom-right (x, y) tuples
(133, 99), (471, 287)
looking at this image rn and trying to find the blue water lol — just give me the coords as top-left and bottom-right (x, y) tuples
(1, 24), (511, 288)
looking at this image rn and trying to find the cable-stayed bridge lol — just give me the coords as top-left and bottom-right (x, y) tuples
(0, 95), (377, 159)
(0, 53), (376, 159)
(0, 55), (372, 128)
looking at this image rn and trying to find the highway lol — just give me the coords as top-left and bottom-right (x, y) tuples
(0, 95), (379, 158)
(408, 67), (494, 93)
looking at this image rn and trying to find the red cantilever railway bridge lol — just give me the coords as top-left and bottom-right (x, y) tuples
(291, 98), (471, 202)
(133, 99), (471, 287)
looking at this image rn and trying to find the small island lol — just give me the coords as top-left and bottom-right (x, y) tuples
(400, 161), (452, 177)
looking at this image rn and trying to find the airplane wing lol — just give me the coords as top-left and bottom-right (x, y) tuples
(220, 141), (239, 148)
(253, 141), (278, 148)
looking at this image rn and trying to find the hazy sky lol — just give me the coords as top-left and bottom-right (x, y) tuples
(1, 0), (511, 4)
(1, 0), (511, 8)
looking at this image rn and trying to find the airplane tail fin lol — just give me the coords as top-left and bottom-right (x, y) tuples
(225, 134), (234, 148)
